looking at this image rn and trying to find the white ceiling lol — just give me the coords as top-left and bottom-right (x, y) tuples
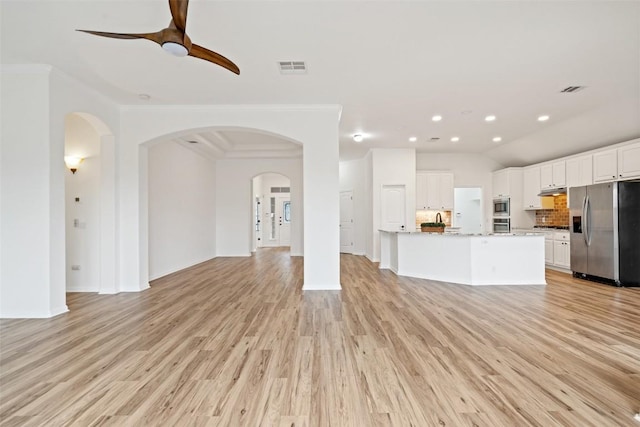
(2, 0), (639, 165)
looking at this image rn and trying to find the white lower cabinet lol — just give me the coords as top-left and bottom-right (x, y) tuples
(553, 240), (570, 268)
(545, 231), (570, 269)
(544, 237), (554, 264)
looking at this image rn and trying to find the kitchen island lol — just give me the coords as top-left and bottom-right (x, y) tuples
(379, 230), (546, 285)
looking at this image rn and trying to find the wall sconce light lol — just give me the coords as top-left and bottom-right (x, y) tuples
(64, 156), (83, 174)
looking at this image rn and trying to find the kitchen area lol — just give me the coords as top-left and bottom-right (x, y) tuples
(376, 137), (640, 288)
(491, 137), (640, 287)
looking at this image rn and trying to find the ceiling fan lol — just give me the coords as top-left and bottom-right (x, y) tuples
(77, 0), (240, 75)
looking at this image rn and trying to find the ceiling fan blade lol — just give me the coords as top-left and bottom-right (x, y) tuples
(189, 44), (240, 75)
(169, 0), (189, 33)
(77, 29), (163, 45)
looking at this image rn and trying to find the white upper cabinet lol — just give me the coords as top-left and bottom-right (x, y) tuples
(552, 162), (566, 187)
(540, 161), (566, 189)
(416, 171), (454, 210)
(416, 172), (428, 209)
(593, 141), (640, 183)
(618, 141), (640, 180)
(492, 169), (509, 198)
(566, 155), (593, 188)
(425, 173), (441, 209)
(523, 167), (541, 210)
(593, 149), (618, 183)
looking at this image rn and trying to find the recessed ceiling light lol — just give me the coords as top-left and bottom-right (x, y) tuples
(493, 136), (502, 142)
(353, 134), (364, 143)
(409, 136), (417, 142)
(537, 115), (550, 122)
(432, 115), (443, 122)
(451, 137), (460, 142)
(485, 115), (496, 122)
(461, 110), (473, 115)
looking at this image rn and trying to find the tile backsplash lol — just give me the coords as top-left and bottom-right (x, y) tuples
(535, 194), (569, 226)
(416, 210), (452, 228)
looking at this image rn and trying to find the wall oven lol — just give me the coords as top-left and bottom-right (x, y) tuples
(493, 218), (511, 234)
(493, 198), (510, 216)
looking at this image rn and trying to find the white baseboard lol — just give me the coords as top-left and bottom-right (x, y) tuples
(66, 287), (99, 293)
(149, 256), (219, 281)
(1, 304), (69, 319)
(365, 254), (379, 263)
(302, 283), (342, 291)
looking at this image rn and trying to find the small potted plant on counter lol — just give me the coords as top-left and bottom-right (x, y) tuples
(420, 222), (446, 233)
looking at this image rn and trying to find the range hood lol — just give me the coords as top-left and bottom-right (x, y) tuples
(537, 187), (567, 197)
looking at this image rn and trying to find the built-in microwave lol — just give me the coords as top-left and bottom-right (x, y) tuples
(493, 218), (511, 234)
(493, 198), (510, 216)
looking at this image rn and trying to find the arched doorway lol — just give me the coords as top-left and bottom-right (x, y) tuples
(144, 128), (303, 281)
(123, 106), (340, 293)
(64, 112), (116, 295)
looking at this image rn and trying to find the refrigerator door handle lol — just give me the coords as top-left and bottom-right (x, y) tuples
(585, 195), (592, 247)
(582, 195), (589, 247)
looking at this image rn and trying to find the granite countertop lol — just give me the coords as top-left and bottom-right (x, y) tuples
(380, 229), (544, 237)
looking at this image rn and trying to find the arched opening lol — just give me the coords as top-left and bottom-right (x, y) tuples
(252, 173), (292, 253)
(145, 127), (303, 282)
(64, 112), (116, 295)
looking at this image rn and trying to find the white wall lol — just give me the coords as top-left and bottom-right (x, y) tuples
(148, 142), (217, 280)
(65, 113), (101, 291)
(339, 159), (366, 255)
(1, 65), (119, 317)
(416, 152), (504, 234)
(216, 158), (303, 257)
(371, 149), (416, 262)
(1, 68), (56, 317)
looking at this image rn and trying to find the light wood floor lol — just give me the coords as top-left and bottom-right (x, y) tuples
(1, 248), (639, 426)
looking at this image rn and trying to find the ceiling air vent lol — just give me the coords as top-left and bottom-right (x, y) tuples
(429, 137), (441, 142)
(560, 86), (586, 93)
(187, 140), (198, 144)
(278, 61), (307, 74)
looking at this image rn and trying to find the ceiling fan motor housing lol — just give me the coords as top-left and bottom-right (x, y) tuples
(160, 27), (192, 56)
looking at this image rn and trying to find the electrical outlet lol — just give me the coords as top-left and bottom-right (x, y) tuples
(71, 265), (81, 271)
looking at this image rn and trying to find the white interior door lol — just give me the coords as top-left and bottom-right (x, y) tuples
(340, 191), (354, 253)
(278, 196), (291, 246)
(261, 195), (291, 247)
(381, 185), (406, 231)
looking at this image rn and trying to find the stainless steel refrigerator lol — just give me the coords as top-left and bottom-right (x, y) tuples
(569, 181), (640, 287)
